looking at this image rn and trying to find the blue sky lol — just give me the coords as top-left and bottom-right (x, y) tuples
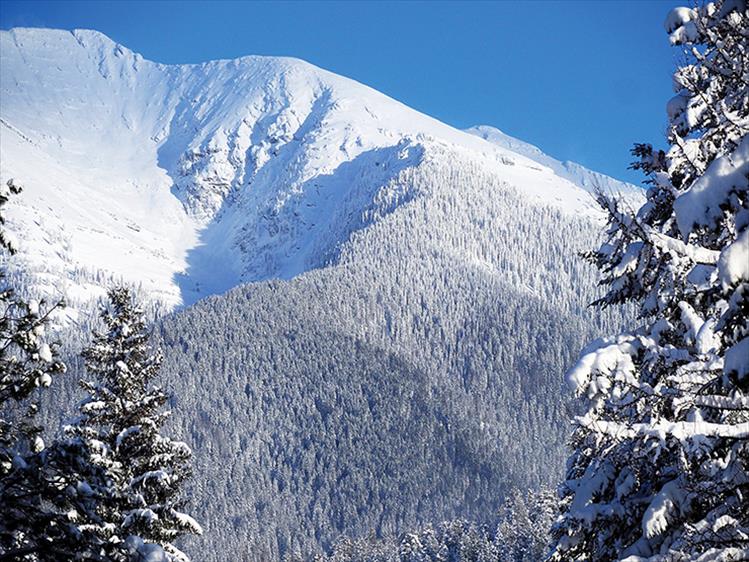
(0, 0), (678, 184)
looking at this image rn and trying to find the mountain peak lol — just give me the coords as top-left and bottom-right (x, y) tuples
(1, 28), (640, 310)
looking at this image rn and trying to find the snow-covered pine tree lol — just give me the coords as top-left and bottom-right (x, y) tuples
(67, 286), (202, 562)
(1, 179), (117, 561)
(550, 1), (748, 560)
(495, 487), (556, 562)
(0, 179), (64, 472)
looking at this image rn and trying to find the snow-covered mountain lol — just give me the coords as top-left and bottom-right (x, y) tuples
(1, 28), (645, 560)
(0, 28), (640, 310)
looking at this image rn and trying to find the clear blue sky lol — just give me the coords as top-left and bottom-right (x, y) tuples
(0, 0), (679, 184)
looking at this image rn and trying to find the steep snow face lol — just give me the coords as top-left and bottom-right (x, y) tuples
(0, 28), (640, 308)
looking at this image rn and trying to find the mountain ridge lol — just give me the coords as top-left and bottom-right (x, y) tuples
(1, 27), (640, 311)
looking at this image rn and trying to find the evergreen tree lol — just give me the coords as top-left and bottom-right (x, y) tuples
(0, 179), (64, 473)
(495, 487), (555, 561)
(0, 179), (116, 561)
(550, 1), (748, 560)
(68, 286), (202, 562)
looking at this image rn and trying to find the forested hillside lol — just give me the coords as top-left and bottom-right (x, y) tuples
(146, 152), (628, 560)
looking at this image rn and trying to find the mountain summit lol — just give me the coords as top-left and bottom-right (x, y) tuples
(0, 28), (639, 309)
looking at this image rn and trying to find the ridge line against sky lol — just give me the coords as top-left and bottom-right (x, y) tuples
(0, 0), (679, 185)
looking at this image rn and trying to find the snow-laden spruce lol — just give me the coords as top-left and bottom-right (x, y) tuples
(0, 179), (65, 466)
(1, 180), (120, 561)
(550, 1), (748, 560)
(2, 181), (198, 560)
(66, 287), (202, 562)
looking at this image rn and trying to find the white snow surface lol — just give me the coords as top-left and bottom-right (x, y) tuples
(465, 125), (642, 203)
(173, 510), (203, 535)
(674, 135), (749, 238)
(0, 28), (641, 309)
(718, 226), (749, 287)
(725, 337), (749, 380)
(124, 536), (169, 562)
(664, 7), (700, 44)
(642, 480), (686, 539)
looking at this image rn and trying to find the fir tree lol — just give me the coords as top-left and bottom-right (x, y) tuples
(67, 286), (202, 562)
(0, 179), (64, 472)
(495, 487), (556, 561)
(550, 1), (748, 560)
(0, 179), (116, 561)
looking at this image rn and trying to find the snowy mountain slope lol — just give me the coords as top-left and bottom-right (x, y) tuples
(0, 28), (640, 309)
(147, 148), (633, 560)
(466, 125), (643, 199)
